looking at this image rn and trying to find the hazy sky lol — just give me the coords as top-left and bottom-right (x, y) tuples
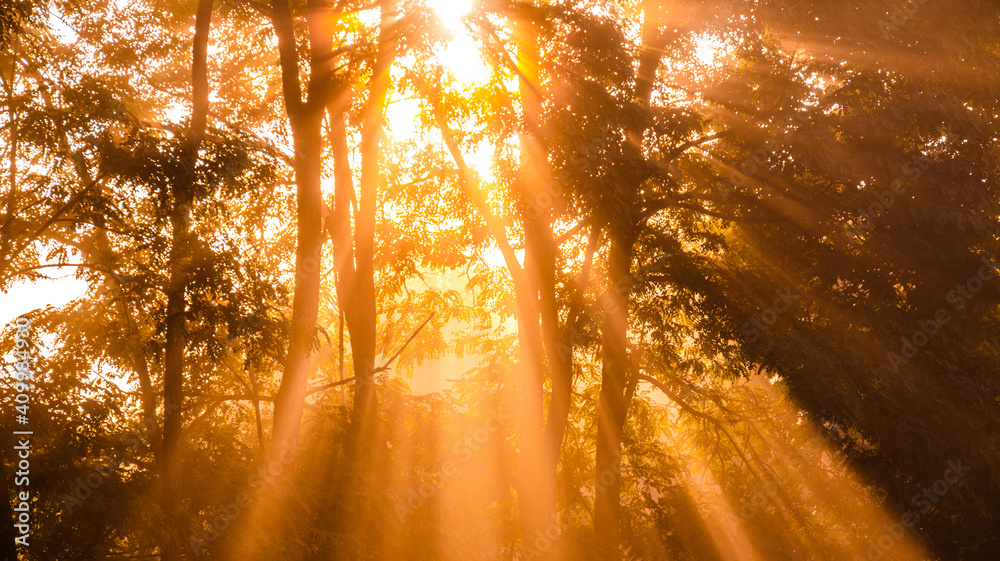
(1, 271), (87, 327)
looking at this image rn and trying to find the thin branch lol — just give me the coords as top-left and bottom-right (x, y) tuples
(638, 371), (809, 531)
(555, 219), (588, 244)
(657, 130), (733, 162)
(190, 372), (359, 405)
(1, 173), (105, 266)
(641, 196), (783, 224)
(194, 393), (275, 402)
(432, 100), (528, 288)
(305, 376), (356, 396)
(374, 312), (434, 373)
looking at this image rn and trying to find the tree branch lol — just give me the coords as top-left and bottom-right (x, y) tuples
(374, 312), (434, 373)
(657, 130), (732, 163)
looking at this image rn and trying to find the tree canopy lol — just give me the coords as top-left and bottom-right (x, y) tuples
(2, 1), (999, 560)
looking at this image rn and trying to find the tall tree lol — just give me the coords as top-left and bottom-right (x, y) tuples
(161, 2), (214, 560)
(591, 2), (669, 556)
(333, 0), (400, 464)
(266, 0), (334, 460)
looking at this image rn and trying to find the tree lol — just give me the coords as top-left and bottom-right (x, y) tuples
(3, 0), (1000, 560)
(161, 2), (214, 560)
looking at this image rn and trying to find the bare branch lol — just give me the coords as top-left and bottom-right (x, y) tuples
(374, 312), (434, 373)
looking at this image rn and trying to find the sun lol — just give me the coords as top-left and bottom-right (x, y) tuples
(425, 0), (484, 83)
(428, 0), (473, 31)
(694, 36), (726, 65)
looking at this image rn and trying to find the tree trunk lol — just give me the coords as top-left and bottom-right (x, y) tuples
(434, 90), (556, 550)
(216, 3), (332, 559)
(540, 225), (572, 471)
(433, 9), (571, 551)
(161, 1), (213, 560)
(512, 11), (563, 556)
(348, 0), (397, 462)
(592, 3), (668, 558)
(321, 5), (397, 557)
(267, 0), (330, 461)
(270, 110), (324, 456)
(594, 231), (635, 560)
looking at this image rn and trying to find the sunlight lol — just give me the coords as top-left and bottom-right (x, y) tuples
(15, 1), (998, 559)
(647, 375), (932, 561)
(694, 35), (726, 65)
(428, 0), (473, 31)
(0, 270), (87, 326)
(386, 95), (423, 139)
(438, 30), (491, 85)
(161, 98), (190, 124)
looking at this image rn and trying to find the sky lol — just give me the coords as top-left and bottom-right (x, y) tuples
(1, 271), (88, 327)
(0, 268), (471, 395)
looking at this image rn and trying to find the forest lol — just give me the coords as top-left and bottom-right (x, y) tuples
(1, 0), (999, 559)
